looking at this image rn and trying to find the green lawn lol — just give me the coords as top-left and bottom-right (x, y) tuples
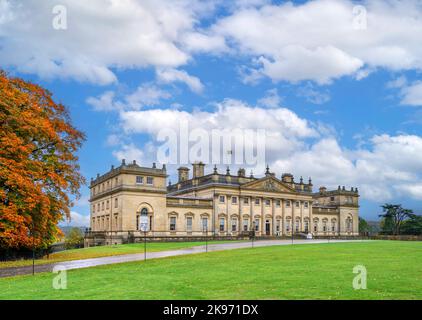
(1, 241), (421, 300)
(0, 241), (237, 269)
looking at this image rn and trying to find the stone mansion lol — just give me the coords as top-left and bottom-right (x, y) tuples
(85, 160), (359, 245)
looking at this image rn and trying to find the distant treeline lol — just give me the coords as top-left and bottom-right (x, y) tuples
(360, 204), (422, 236)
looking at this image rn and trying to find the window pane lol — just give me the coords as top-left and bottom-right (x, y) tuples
(243, 219), (248, 231)
(170, 217), (176, 231)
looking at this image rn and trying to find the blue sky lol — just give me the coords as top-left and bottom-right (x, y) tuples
(1, 0), (422, 225)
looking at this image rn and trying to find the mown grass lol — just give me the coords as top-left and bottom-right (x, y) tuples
(0, 241), (237, 269)
(1, 241), (421, 300)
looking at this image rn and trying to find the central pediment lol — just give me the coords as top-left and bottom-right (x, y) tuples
(241, 176), (296, 193)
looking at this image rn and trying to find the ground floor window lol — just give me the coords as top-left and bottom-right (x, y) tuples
(295, 220), (300, 232)
(323, 221), (327, 232)
(254, 219), (260, 231)
(170, 217), (176, 231)
(276, 220), (281, 232)
(286, 220), (291, 232)
(313, 222), (318, 232)
(243, 219), (249, 231)
(304, 221), (309, 233)
(202, 218), (208, 231)
(231, 219), (237, 232)
(331, 221), (336, 232)
(220, 218), (225, 232)
(346, 218), (353, 232)
(186, 217), (193, 232)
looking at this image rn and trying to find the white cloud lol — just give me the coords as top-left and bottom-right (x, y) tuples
(273, 134), (422, 202)
(3, 0), (422, 87)
(400, 81), (422, 107)
(156, 68), (204, 93)
(394, 184), (422, 199)
(125, 84), (171, 109)
(106, 134), (122, 147)
(180, 32), (227, 54)
(112, 143), (145, 164)
(212, 0), (422, 84)
(386, 77), (422, 107)
(114, 95), (422, 203)
(86, 91), (119, 112)
(0, 0), (213, 84)
(297, 83), (331, 105)
(257, 88), (282, 108)
(386, 76), (408, 89)
(61, 211), (90, 227)
(86, 84), (170, 111)
(120, 99), (318, 152)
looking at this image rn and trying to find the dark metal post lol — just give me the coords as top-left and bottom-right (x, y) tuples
(32, 239), (35, 275)
(32, 221), (35, 276)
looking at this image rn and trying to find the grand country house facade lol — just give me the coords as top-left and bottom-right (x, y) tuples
(85, 160), (359, 245)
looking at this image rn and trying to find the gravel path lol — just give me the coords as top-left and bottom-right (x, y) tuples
(0, 239), (366, 278)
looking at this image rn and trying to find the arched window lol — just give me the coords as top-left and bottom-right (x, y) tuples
(220, 218), (225, 232)
(231, 218), (238, 232)
(137, 208), (149, 231)
(346, 217), (353, 232)
(304, 220), (309, 233)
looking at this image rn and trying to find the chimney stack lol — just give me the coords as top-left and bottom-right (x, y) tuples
(238, 168), (246, 177)
(178, 167), (190, 182)
(192, 162), (205, 179)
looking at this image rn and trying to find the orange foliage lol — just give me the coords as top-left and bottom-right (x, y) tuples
(0, 70), (85, 250)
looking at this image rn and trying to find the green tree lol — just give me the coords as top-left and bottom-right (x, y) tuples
(379, 204), (413, 235)
(401, 214), (422, 235)
(359, 217), (370, 235)
(64, 228), (84, 249)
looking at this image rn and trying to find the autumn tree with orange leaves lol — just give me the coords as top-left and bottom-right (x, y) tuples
(0, 70), (85, 252)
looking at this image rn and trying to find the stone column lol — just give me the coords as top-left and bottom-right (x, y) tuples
(300, 200), (303, 232)
(261, 197), (265, 236)
(281, 199), (285, 236)
(272, 198), (276, 236)
(291, 199), (295, 234)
